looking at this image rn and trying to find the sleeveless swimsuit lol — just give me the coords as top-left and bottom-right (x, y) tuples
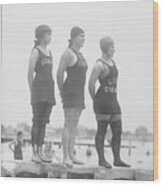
(14, 140), (23, 160)
(93, 59), (121, 115)
(31, 47), (56, 106)
(62, 48), (87, 108)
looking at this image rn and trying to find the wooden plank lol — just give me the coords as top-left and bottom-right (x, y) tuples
(1, 160), (48, 177)
(94, 168), (135, 180)
(1, 166), (12, 177)
(1, 160), (154, 180)
(154, 1), (158, 181)
(14, 161), (49, 177)
(66, 167), (96, 179)
(135, 169), (154, 181)
(48, 163), (67, 178)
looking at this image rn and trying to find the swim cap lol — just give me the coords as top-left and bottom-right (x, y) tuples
(70, 26), (84, 39)
(35, 24), (52, 40)
(100, 36), (114, 53)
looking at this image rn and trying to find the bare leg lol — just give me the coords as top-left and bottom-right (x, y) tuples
(68, 125), (77, 160)
(68, 108), (83, 164)
(62, 127), (70, 162)
(62, 109), (74, 167)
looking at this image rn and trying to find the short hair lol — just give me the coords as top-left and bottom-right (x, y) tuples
(35, 24), (52, 40)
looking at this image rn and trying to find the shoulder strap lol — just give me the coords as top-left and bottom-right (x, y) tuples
(35, 47), (52, 58)
(97, 58), (111, 71)
(34, 46), (40, 52)
(111, 59), (116, 66)
(33, 47), (42, 58)
(69, 47), (80, 64)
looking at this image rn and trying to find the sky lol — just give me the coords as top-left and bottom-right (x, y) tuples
(1, 1), (154, 132)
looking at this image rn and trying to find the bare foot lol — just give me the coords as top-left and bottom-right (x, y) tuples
(31, 154), (42, 163)
(71, 157), (84, 165)
(114, 160), (130, 168)
(99, 160), (112, 169)
(63, 159), (73, 168)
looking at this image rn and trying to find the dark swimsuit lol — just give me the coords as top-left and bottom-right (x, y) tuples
(31, 47), (56, 105)
(31, 47), (56, 124)
(62, 48), (87, 108)
(14, 140), (23, 160)
(93, 59), (121, 115)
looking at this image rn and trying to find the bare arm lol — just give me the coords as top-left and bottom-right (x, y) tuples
(57, 50), (73, 97)
(89, 62), (103, 100)
(27, 49), (38, 93)
(8, 140), (16, 152)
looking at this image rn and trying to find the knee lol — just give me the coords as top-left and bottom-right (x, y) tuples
(71, 126), (77, 134)
(111, 120), (122, 137)
(96, 121), (108, 136)
(63, 122), (72, 134)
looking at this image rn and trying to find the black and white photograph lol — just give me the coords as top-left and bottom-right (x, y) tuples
(1, 0), (155, 180)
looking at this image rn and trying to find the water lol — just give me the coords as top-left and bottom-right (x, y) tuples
(1, 140), (153, 170)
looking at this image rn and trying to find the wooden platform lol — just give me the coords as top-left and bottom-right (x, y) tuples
(1, 160), (153, 180)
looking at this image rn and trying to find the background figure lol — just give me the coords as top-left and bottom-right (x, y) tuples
(89, 36), (130, 168)
(57, 27), (87, 167)
(28, 25), (56, 163)
(9, 131), (23, 160)
(43, 141), (54, 161)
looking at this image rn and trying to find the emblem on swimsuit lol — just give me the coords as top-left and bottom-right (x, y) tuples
(41, 58), (52, 66)
(104, 86), (117, 93)
(104, 78), (117, 93)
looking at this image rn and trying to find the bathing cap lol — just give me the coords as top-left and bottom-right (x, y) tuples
(70, 26), (84, 39)
(100, 36), (114, 53)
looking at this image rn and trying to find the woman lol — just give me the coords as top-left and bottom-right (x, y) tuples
(57, 27), (87, 167)
(28, 25), (56, 162)
(89, 36), (130, 168)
